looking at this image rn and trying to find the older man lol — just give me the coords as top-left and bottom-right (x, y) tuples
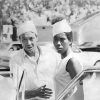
(10, 20), (59, 100)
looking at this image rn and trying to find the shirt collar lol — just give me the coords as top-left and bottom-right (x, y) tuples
(22, 46), (41, 64)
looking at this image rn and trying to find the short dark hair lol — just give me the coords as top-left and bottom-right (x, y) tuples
(65, 32), (73, 42)
(51, 16), (65, 25)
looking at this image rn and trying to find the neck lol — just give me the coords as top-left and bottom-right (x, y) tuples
(24, 47), (39, 57)
(61, 47), (71, 59)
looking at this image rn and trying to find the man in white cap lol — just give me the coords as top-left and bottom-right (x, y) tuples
(52, 18), (83, 100)
(52, 17), (100, 100)
(10, 20), (59, 100)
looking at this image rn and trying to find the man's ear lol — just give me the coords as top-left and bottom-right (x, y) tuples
(19, 36), (22, 43)
(69, 41), (72, 46)
(35, 34), (38, 42)
(19, 36), (23, 48)
(36, 37), (38, 42)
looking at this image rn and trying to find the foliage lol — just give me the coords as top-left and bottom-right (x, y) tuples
(0, 0), (100, 25)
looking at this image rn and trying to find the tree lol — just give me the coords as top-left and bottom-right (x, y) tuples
(0, 0), (99, 26)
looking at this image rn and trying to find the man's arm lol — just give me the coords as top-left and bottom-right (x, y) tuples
(10, 57), (53, 99)
(66, 58), (82, 79)
(19, 85), (53, 99)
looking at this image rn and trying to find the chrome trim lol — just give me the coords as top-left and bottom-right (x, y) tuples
(57, 69), (100, 100)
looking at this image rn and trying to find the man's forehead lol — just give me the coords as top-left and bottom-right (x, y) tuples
(55, 32), (66, 38)
(21, 32), (36, 38)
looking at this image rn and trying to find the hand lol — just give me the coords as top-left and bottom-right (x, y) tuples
(25, 85), (53, 99)
(35, 85), (53, 99)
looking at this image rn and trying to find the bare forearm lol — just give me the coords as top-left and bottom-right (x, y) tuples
(25, 89), (37, 99)
(18, 85), (52, 99)
(19, 89), (37, 99)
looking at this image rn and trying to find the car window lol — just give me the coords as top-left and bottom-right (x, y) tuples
(9, 44), (22, 51)
(0, 43), (10, 51)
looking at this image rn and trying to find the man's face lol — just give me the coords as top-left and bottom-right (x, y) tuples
(53, 32), (70, 54)
(20, 32), (38, 55)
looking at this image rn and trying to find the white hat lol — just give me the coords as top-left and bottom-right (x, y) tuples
(17, 20), (37, 36)
(53, 19), (72, 37)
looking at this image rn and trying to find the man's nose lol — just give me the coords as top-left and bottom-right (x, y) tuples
(57, 41), (61, 45)
(27, 40), (31, 45)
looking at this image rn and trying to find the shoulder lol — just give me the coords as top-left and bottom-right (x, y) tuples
(68, 58), (80, 64)
(10, 49), (23, 65)
(68, 52), (83, 67)
(39, 45), (61, 64)
(39, 45), (59, 57)
(67, 57), (82, 68)
(67, 57), (82, 74)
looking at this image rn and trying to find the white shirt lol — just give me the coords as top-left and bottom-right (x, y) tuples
(54, 52), (78, 100)
(10, 46), (60, 100)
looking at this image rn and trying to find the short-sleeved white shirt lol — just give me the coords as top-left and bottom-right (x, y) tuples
(10, 46), (60, 100)
(54, 52), (78, 100)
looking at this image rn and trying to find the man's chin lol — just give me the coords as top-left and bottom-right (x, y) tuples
(28, 49), (34, 53)
(57, 50), (62, 54)
(25, 48), (34, 54)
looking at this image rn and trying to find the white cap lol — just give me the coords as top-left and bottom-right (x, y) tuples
(17, 20), (37, 36)
(53, 19), (72, 37)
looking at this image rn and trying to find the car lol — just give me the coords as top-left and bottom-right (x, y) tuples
(0, 41), (22, 71)
(71, 12), (100, 67)
(9, 42), (22, 51)
(65, 12), (100, 100)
